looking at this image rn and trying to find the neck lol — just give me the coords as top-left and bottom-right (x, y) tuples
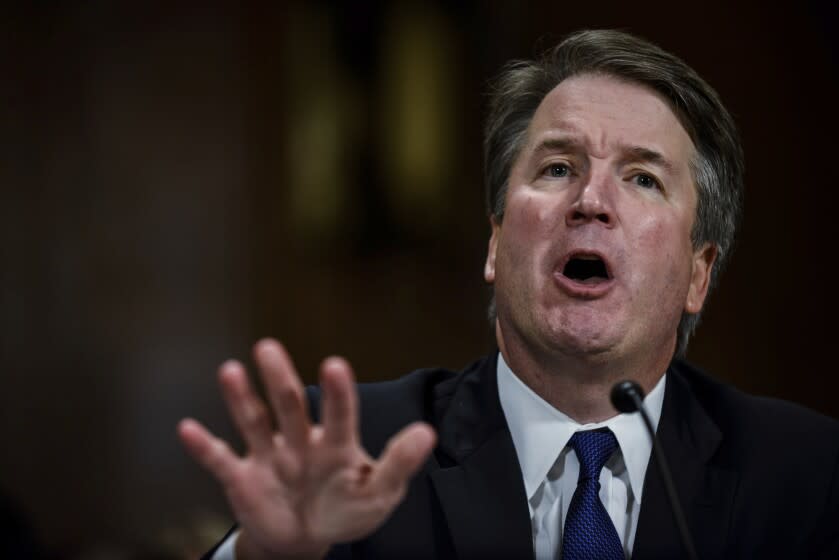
(497, 324), (672, 424)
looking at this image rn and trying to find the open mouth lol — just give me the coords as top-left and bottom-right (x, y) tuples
(562, 254), (611, 284)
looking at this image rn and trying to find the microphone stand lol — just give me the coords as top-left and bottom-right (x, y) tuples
(611, 381), (699, 560)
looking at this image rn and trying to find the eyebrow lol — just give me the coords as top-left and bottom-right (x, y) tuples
(530, 137), (584, 158)
(530, 136), (676, 174)
(620, 146), (675, 174)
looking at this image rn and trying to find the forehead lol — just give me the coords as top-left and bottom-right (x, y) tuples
(524, 73), (695, 163)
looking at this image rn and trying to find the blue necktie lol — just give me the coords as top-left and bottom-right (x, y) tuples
(561, 429), (624, 560)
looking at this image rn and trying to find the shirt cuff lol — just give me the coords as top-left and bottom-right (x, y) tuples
(210, 529), (240, 560)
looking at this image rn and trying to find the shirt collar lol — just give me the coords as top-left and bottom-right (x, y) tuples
(497, 352), (666, 505)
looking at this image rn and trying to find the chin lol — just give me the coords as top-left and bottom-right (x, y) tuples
(542, 317), (622, 359)
(552, 334), (617, 360)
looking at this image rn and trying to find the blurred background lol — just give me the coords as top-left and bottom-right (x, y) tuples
(1, 0), (837, 557)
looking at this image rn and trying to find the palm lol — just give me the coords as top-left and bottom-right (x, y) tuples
(224, 431), (387, 550)
(179, 340), (435, 560)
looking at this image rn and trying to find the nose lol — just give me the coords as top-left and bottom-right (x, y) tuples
(565, 170), (616, 228)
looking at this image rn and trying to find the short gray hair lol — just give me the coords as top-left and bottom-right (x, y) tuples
(484, 29), (744, 357)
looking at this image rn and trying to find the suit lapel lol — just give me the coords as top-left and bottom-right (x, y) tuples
(428, 354), (534, 559)
(632, 363), (738, 559)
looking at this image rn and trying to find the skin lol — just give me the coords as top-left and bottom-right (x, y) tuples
(485, 73), (716, 422)
(178, 341), (436, 560)
(178, 72), (717, 558)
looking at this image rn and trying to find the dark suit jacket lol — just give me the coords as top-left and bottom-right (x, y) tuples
(207, 354), (839, 559)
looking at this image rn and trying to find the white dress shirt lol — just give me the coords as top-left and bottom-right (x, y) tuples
(497, 353), (665, 560)
(212, 530), (238, 560)
(213, 354), (666, 560)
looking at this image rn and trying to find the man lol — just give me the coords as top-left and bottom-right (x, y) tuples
(179, 30), (839, 559)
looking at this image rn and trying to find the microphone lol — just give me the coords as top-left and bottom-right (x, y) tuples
(610, 381), (699, 560)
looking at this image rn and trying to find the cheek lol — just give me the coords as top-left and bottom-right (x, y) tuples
(495, 193), (559, 281)
(632, 214), (694, 285)
(504, 192), (560, 243)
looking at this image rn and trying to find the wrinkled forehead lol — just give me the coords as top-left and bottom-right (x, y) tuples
(523, 73), (696, 165)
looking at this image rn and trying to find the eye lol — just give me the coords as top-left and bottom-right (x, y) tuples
(543, 163), (570, 178)
(632, 173), (660, 190)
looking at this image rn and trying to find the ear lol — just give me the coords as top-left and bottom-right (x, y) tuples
(685, 243), (718, 314)
(484, 215), (501, 284)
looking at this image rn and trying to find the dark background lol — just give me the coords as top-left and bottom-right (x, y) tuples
(2, 1), (837, 557)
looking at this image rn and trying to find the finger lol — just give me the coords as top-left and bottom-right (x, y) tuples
(372, 422), (436, 494)
(320, 356), (358, 445)
(270, 432), (305, 481)
(254, 339), (311, 451)
(177, 418), (241, 486)
(218, 360), (273, 455)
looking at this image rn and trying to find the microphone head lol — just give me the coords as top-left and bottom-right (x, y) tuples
(610, 380), (646, 413)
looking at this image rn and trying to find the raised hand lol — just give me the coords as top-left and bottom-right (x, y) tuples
(178, 339), (436, 560)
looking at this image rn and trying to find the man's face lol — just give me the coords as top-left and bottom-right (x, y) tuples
(485, 73), (716, 365)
